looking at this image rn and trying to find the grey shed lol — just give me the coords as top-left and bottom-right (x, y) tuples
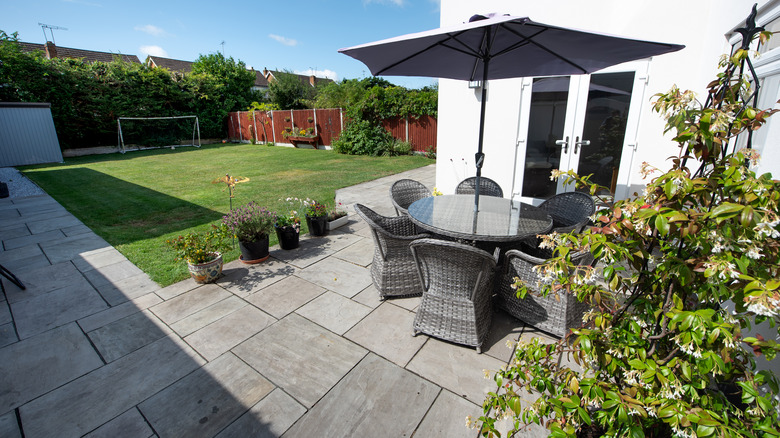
(0, 102), (63, 167)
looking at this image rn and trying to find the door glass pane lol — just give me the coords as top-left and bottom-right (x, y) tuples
(521, 76), (570, 198)
(576, 72), (635, 193)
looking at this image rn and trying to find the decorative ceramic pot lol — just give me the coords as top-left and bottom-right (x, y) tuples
(275, 225), (300, 250)
(327, 215), (349, 230)
(238, 236), (270, 264)
(306, 215), (329, 237)
(187, 253), (223, 284)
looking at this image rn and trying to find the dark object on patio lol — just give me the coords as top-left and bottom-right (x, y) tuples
(0, 182), (8, 198)
(390, 179), (430, 216)
(0, 264), (25, 289)
(455, 177), (503, 198)
(496, 247), (594, 338)
(354, 203), (430, 299)
(539, 192), (595, 234)
(410, 238), (499, 353)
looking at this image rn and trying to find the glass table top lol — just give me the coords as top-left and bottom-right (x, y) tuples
(407, 195), (553, 242)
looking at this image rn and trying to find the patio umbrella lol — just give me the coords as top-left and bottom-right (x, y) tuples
(339, 13), (684, 211)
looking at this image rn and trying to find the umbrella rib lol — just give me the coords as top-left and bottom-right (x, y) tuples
(499, 24), (589, 74)
(374, 30), (481, 76)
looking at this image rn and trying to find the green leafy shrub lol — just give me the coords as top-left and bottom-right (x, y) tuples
(332, 119), (392, 155)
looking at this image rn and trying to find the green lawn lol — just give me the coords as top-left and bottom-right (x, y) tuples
(20, 143), (432, 286)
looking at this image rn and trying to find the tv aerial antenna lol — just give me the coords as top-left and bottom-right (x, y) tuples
(38, 23), (68, 45)
(220, 40), (225, 56)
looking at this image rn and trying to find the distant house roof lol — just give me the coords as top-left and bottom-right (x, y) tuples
(263, 69), (334, 87)
(146, 56), (193, 73)
(18, 41), (140, 64)
(251, 70), (269, 88)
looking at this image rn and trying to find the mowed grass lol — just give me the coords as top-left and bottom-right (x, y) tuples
(20, 143), (432, 286)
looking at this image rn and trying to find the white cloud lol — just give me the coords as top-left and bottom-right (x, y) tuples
(295, 69), (339, 81)
(135, 24), (167, 37)
(138, 45), (168, 58)
(268, 34), (298, 47)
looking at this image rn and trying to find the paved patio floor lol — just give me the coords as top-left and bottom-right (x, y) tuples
(0, 164), (553, 438)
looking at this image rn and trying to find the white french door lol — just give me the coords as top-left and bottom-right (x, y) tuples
(512, 61), (648, 204)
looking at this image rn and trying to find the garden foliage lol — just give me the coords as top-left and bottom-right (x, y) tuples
(0, 30), (259, 148)
(477, 48), (780, 437)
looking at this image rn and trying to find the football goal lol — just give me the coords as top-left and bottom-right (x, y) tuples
(117, 116), (201, 153)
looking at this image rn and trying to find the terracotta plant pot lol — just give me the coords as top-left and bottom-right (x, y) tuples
(275, 225), (300, 250)
(238, 236), (270, 264)
(306, 215), (329, 237)
(187, 253), (223, 284)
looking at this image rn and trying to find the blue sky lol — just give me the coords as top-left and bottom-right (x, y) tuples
(2, 0), (442, 89)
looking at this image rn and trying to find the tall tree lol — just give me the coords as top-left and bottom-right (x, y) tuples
(267, 70), (313, 110)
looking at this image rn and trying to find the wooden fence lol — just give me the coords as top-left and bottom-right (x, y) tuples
(227, 109), (437, 153)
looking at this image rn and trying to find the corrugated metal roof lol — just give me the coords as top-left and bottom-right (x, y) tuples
(0, 103), (63, 167)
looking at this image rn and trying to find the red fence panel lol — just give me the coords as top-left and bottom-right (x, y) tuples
(408, 115), (437, 153)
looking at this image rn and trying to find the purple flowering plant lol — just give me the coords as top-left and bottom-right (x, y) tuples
(304, 199), (328, 218)
(221, 202), (275, 242)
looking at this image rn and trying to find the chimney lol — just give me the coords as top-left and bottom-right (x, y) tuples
(44, 41), (57, 59)
(310, 75), (316, 87)
(262, 68), (269, 77)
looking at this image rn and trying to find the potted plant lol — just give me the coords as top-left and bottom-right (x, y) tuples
(222, 201), (275, 264)
(166, 224), (231, 284)
(327, 202), (349, 230)
(304, 199), (329, 237)
(283, 126), (319, 148)
(275, 197), (302, 250)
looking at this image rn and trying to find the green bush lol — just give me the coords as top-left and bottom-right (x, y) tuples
(332, 119), (392, 155)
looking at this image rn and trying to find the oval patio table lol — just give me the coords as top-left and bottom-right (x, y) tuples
(407, 194), (553, 243)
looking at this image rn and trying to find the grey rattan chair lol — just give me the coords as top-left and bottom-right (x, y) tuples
(390, 179), (430, 216)
(496, 246), (595, 338)
(410, 238), (499, 353)
(354, 204), (431, 299)
(455, 177), (504, 198)
(538, 192), (595, 234)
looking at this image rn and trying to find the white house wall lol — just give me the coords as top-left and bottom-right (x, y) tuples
(437, 0), (772, 199)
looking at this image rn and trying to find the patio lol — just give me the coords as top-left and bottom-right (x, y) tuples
(0, 164), (554, 438)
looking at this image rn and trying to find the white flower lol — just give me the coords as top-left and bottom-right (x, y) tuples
(746, 246), (762, 259)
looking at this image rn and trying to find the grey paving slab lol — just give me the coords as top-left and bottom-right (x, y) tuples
(332, 236), (374, 266)
(296, 257), (372, 298)
(77, 292), (163, 333)
(61, 223), (93, 237)
(269, 238), (333, 269)
(389, 294), (421, 312)
(10, 281), (108, 339)
(88, 310), (172, 362)
(351, 284), (382, 309)
(150, 283), (232, 325)
(3, 229), (66, 250)
(217, 258), (297, 297)
(0, 244), (45, 270)
(139, 352), (274, 438)
(83, 260), (145, 287)
(19, 334), (205, 438)
(39, 233), (111, 264)
(481, 309), (525, 363)
(0, 300), (12, 325)
(3, 261), (85, 303)
(406, 337), (505, 405)
(0, 323), (17, 348)
(216, 388), (306, 438)
(72, 247), (131, 273)
(171, 295), (247, 337)
(284, 353), (439, 438)
(82, 408), (154, 438)
(414, 390), (482, 438)
(244, 275), (325, 319)
(295, 291), (372, 335)
(25, 214), (83, 234)
(0, 323), (102, 413)
(92, 272), (159, 306)
(0, 224), (30, 242)
(0, 208), (20, 220)
(233, 313), (367, 408)
(345, 302), (426, 366)
(184, 304), (274, 361)
(156, 277), (200, 300)
(0, 411), (21, 438)
(16, 202), (68, 217)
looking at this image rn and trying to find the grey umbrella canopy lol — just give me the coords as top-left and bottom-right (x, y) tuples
(339, 14), (684, 209)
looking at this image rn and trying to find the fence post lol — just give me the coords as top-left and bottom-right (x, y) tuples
(313, 109), (318, 136)
(405, 116), (409, 142)
(252, 111), (258, 143)
(237, 112), (242, 142)
(271, 111), (277, 144)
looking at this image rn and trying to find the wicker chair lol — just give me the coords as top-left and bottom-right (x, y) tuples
(354, 204), (431, 299)
(538, 192), (595, 234)
(495, 246), (595, 338)
(390, 179), (430, 216)
(410, 238), (499, 353)
(455, 177), (504, 198)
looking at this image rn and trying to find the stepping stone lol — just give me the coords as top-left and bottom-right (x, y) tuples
(233, 313), (366, 408)
(88, 310), (172, 362)
(285, 353), (438, 437)
(345, 302), (426, 366)
(0, 323), (102, 413)
(19, 334), (205, 438)
(138, 352), (274, 438)
(295, 291), (372, 335)
(296, 257), (372, 298)
(215, 388), (305, 438)
(245, 276), (325, 319)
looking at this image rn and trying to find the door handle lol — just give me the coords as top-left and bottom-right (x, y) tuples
(555, 136), (569, 154)
(574, 137), (590, 153)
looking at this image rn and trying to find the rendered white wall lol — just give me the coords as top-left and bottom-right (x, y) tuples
(437, 0), (771, 198)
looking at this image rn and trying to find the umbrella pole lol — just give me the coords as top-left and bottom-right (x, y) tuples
(473, 56), (490, 233)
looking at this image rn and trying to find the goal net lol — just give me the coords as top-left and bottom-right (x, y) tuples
(117, 116), (201, 153)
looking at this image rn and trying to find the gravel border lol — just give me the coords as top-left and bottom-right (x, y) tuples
(0, 167), (46, 199)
